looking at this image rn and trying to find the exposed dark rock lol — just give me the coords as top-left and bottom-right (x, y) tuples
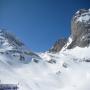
(51, 9), (90, 50)
(47, 59), (56, 64)
(84, 59), (90, 62)
(62, 63), (68, 68)
(19, 55), (25, 61)
(67, 9), (90, 49)
(49, 38), (67, 53)
(0, 84), (18, 90)
(33, 59), (40, 63)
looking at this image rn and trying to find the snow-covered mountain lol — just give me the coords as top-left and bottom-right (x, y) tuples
(0, 9), (90, 90)
(0, 29), (41, 65)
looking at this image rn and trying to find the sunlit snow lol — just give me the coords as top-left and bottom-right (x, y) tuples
(0, 38), (90, 90)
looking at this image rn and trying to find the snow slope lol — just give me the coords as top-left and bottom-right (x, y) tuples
(0, 36), (90, 90)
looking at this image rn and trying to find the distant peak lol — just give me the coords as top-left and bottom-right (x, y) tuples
(0, 29), (24, 49)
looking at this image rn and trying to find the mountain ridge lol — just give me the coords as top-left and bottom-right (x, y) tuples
(50, 9), (90, 52)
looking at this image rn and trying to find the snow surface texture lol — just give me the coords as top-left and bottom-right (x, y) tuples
(0, 37), (90, 90)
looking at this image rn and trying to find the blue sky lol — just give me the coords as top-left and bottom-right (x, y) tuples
(0, 0), (90, 52)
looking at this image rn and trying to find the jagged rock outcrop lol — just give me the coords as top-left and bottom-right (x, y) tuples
(68, 9), (90, 49)
(49, 38), (67, 53)
(50, 9), (90, 51)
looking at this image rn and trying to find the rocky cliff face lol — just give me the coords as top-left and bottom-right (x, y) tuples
(50, 9), (90, 51)
(49, 38), (67, 53)
(68, 9), (90, 49)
